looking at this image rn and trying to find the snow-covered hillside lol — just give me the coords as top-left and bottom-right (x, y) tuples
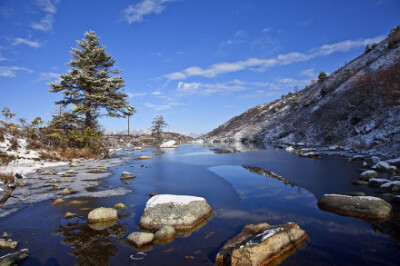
(202, 27), (400, 157)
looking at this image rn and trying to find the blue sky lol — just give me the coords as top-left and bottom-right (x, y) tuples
(0, 0), (399, 136)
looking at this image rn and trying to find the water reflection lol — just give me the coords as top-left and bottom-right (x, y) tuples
(54, 217), (127, 266)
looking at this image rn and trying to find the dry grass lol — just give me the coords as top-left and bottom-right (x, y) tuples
(0, 171), (15, 183)
(59, 147), (98, 160)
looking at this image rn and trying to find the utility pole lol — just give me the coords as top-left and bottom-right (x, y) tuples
(128, 115), (130, 136)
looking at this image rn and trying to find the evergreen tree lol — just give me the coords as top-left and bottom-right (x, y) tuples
(318, 71), (328, 82)
(151, 115), (167, 144)
(49, 31), (135, 129)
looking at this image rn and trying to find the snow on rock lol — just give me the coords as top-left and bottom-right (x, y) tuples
(372, 161), (396, 172)
(318, 194), (392, 220)
(360, 170), (378, 180)
(140, 194), (213, 230)
(215, 222), (307, 266)
(160, 140), (178, 148)
(285, 146), (294, 152)
(387, 158), (400, 167)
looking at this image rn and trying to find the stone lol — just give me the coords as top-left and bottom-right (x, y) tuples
(127, 232), (154, 247)
(88, 220), (118, 231)
(0, 249), (29, 265)
(135, 156), (153, 160)
(351, 180), (368, 185)
(360, 170), (378, 181)
(215, 222), (307, 266)
(60, 188), (74, 195)
(87, 169), (105, 174)
(120, 172), (135, 180)
(88, 207), (118, 223)
(139, 194), (213, 230)
(0, 239), (18, 250)
(368, 178), (390, 188)
(51, 184), (60, 190)
(68, 200), (89, 206)
(285, 146), (294, 152)
(387, 158), (400, 167)
(154, 225), (176, 240)
(377, 181), (400, 193)
(318, 194), (392, 220)
(49, 178), (57, 184)
(299, 152), (320, 159)
(69, 163), (78, 167)
(133, 147), (143, 150)
(372, 161), (397, 172)
(149, 193), (158, 197)
(114, 203), (126, 209)
(370, 156), (381, 165)
(52, 198), (64, 205)
(64, 212), (77, 219)
(16, 180), (26, 187)
(160, 140), (178, 148)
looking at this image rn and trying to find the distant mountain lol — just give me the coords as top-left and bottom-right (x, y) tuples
(202, 26), (400, 157)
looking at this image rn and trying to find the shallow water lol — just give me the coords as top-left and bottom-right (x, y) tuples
(1, 144), (399, 265)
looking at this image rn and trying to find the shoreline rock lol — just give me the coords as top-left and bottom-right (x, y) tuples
(88, 207), (118, 223)
(318, 194), (392, 220)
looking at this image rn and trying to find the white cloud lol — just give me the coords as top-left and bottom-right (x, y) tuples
(299, 68), (317, 78)
(277, 78), (310, 88)
(128, 92), (148, 97)
(123, 0), (175, 24)
(0, 66), (33, 78)
(32, 14), (54, 32)
(12, 38), (41, 48)
(177, 80), (247, 96)
(0, 54), (6, 61)
(240, 90), (280, 99)
(165, 35), (385, 80)
(177, 81), (201, 94)
(152, 90), (161, 95)
(37, 72), (60, 82)
(144, 102), (178, 111)
(31, 0), (59, 32)
(35, 0), (58, 14)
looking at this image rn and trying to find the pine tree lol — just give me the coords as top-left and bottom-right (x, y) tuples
(151, 115), (167, 144)
(49, 31), (135, 129)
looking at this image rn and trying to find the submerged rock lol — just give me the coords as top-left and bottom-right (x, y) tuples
(215, 222), (307, 266)
(0, 239), (18, 250)
(139, 194), (213, 230)
(114, 203), (126, 209)
(88, 207), (118, 223)
(135, 156), (152, 160)
(351, 180), (368, 186)
(318, 194), (392, 220)
(127, 232), (154, 247)
(0, 249), (29, 265)
(120, 172), (135, 180)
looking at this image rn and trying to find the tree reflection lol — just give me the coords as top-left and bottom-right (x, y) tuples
(53, 217), (127, 266)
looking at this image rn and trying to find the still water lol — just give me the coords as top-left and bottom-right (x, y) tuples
(1, 144), (399, 265)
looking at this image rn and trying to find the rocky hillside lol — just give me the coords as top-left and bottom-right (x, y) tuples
(203, 27), (400, 157)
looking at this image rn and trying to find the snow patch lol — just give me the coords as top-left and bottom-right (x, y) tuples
(145, 194), (206, 210)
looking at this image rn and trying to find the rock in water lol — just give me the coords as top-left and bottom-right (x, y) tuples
(154, 225), (176, 240)
(160, 140), (178, 148)
(139, 194), (213, 230)
(0, 239), (18, 250)
(59, 187), (74, 195)
(88, 207), (118, 223)
(52, 197), (64, 205)
(120, 172), (135, 180)
(135, 156), (152, 160)
(114, 203), (126, 209)
(318, 194), (392, 220)
(215, 222), (307, 266)
(360, 170), (378, 181)
(64, 212), (77, 219)
(127, 232), (154, 247)
(0, 249), (29, 265)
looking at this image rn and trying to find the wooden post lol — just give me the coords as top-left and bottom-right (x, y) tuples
(128, 115), (130, 136)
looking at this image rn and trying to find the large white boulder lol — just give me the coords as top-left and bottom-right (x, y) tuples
(139, 194), (212, 230)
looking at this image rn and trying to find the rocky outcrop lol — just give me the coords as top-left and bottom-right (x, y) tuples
(88, 207), (118, 223)
(0, 239), (18, 250)
(202, 27), (400, 157)
(139, 194), (213, 230)
(318, 194), (392, 220)
(215, 222), (307, 266)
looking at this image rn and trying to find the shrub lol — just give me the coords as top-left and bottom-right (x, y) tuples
(318, 71), (328, 82)
(365, 44), (372, 53)
(389, 26), (400, 49)
(0, 171), (15, 183)
(9, 137), (19, 151)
